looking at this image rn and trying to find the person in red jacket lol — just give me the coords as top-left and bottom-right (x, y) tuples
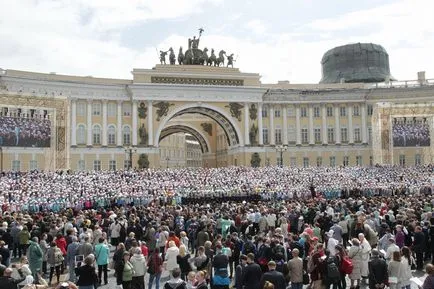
(166, 232), (180, 249)
(55, 233), (67, 273)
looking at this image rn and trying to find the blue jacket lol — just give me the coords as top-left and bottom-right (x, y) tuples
(94, 243), (110, 266)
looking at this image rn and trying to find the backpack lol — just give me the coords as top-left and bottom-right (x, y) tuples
(326, 256), (340, 279)
(340, 256), (353, 274)
(54, 249), (64, 264)
(272, 244), (285, 261)
(243, 241), (255, 255)
(120, 223), (127, 237)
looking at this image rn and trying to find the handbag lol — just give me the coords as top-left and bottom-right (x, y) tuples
(388, 276), (398, 284)
(303, 270), (310, 285)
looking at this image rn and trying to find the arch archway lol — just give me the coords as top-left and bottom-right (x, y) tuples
(155, 103), (243, 147)
(159, 124), (211, 153)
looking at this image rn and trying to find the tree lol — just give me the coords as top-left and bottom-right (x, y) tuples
(137, 153), (150, 169)
(250, 152), (261, 167)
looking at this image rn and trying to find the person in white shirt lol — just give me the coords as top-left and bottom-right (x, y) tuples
(358, 233), (372, 285)
(385, 238), (400, 261)
(326, 230), (339, 256)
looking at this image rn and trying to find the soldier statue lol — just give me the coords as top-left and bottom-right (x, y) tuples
(159, 50), (169, 65)
(227, 53), (235, 68)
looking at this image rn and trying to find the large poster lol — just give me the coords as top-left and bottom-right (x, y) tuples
(0, 117), (51, 147)
(392, 117), (430, 147)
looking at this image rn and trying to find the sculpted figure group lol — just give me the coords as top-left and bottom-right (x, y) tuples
(159, 28), (236, 67)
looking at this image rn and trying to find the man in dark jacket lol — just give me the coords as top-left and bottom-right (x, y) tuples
(413, 226), (426, 270)
(0, 241), (10, 266)
(212, 245), (230, 289)
(0, 265), (26, 289)
(242, 253), (262, 289)
(259, 261), (287, 289)
(368, 249), (388, 289)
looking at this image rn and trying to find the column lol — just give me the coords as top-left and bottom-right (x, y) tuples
(295, 105), (301, 145)
(102, 100), (108, 146)
(117, 101), (123, 146)
(361, 103), (367, 144)
(71, 99), (77, 146)
(335, 105), (341, 144)
(86, 100), (92, 146)
(348, 105), (354, 143)
(258, 103), (263, 145)
(244, 103), (250, 145)
(282, 105), (288, 145)
(322, 105), (328, 144)
(147, 100), (153, 146)
(132, 101), (138, 146)
(308, 105), (314, 145)
(269, 105), (275, 145)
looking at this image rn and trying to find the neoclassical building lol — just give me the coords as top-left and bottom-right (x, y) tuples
(0, 64), (433, 171)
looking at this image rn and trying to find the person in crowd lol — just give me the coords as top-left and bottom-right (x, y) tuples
(166, 240), (180, 276)
(47, 241), (63, 285)
(287, 248), (303, 289)
(116, 251), (134, 289)
(358, 233), (371, 285)
(348, 238), (362, 289)
(130, 247), (146, 289)
(259, 260), (286, 289)
(77, 237), (93, 258)
(75, 254), (98, 289)
(385, 238), (400, 261)
(177, 244), (192, 280)
(28, 237), (43, 283)
(423, 263), (434, 289)
(242, 253), (262, 289)
(413, 226), (426, 270)
(195, 270), (208, 289)
(94, 237), (110, 286)
(0, 265), (27, 289)
(387, 251), (402, 289)
(163, 267), (187, 289)
(148, 248), (164, 289)
(234, 255), (247, 289)
(400, 247), (413, 289)
(212, 243), (230, 289)
(368, 249), (388, 289)
(39, 234), (50, 277)
(66, 236), (80, 283)
(0, 241), (10, 267)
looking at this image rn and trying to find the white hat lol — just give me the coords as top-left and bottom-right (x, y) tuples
(326, 230), (334, 238)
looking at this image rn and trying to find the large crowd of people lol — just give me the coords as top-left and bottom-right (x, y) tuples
(393, 118), (431, 147)
(0, 165), (433, 289)
(0, 117), (51, 147)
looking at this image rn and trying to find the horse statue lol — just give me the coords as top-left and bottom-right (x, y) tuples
(184, 49), (194, 65)
(215, 50), (226, 67)
(169, 47), (176, 65)
(207, 49), (216, 66)
(199, 47), (209, 65)
(178, 47), (185, 65)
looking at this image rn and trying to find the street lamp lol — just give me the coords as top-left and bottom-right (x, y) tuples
(124, 146), (136, 170)
(275, 145), (287, 167)
(165, 157), (170, 168)
(0, 146), (3, 174)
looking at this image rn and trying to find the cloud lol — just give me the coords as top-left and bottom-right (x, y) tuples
(245, 19), (266, 35)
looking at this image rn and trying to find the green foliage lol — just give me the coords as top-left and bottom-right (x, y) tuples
(250, 152), (261, 167)
(137, 153), (150, 169)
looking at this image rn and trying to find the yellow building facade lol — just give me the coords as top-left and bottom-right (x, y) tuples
(0, 65), (433, 171)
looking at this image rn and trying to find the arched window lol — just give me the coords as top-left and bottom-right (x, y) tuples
(108, 125), (116, 145)
(92, 125), (101, 145)
(123, 126), (131, 145)
(77, 124), (86, 145)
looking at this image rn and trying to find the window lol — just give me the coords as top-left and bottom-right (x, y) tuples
(12, 160), (20, 171)
(122, 102), (131, 116)
(303, 157), (309, 168)
(327, 128), (335, 143)
(301, 128), (308, 144)
(77, 124), (86, 145)
(77, 102), (86, 116)
(415, 154), (422, 166)
(275, 128), (282, 144)
(356, 156), (363, 166)
(92, 125), (101, 145)
(124, 159), (132, 170)
(287, 107), (294, 117)
(368, 127), (372, 144)
(329, 156), (336, 167)
(340, 106), (346, 117)
(263, 128), (269, 144)
(367, 104), (373, 116)
(262, 107), (268, 118)
(313, 107), (320, 118)
(353, 105), (360, 116)
(93, 160), (101, 171)
(274, 109), (281, 118)
(78, 160), (85, 171)
(370, 156), (373, 166)
(399, 155), (405, 166)
(343, 156), (349, 166)
(290, 157), (297, 167)
(109, 160), (117, 170)
(276, 156), (282, 167)
(108, 125), (116, 145)
(288, 125), (296, 143)
(29, 160), (38, 171)
(354, 128), (361, 143)
(92, 102), (101, 116)
(314, 128), (321, 143)
(300, 107), (307, 117)
(316, 157), (322, 167)
(341, 128), (348, 143)
(327, 106), (333, 117)
(123, 126), (131, 145)
(108, 102), (117, 117)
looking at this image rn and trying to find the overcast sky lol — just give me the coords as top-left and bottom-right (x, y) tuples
(0, 0), (432, 84)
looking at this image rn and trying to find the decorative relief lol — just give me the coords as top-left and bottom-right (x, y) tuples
(138, 102), (147, 119)
(153, 101), (174, 121)
(249, 123), (258, 145)
(151, 76), (243, 86)
(249, 104), (257, 120)
(225, 102), (244, 121)
(201, 123), (212, 136)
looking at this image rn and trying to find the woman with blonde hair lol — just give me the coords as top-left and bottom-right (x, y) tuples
(177, 244), (192, 280)
(195, 270), (208, 289)
(166, 240), (180, 275)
